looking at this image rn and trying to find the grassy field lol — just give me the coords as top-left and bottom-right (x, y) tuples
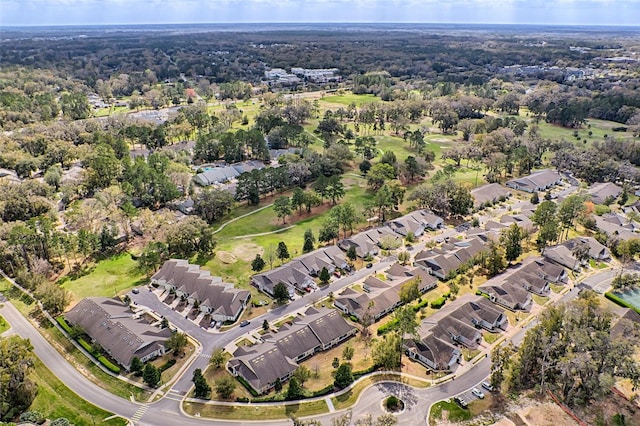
(61, 253), (148, 303)
(429, 399), (472, 423)
(319, 93), (379, 107)
(0, 315), (8, 334)
(183, 399), (329, 420)
(29, 358), (127, 425)
(0, 279), (149, 402)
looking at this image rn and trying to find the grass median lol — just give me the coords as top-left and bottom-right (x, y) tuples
(183, 399), (329, 420)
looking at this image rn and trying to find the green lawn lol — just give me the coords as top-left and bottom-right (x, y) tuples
(532, 294), (550, 306)
(29, 357), (126, 425)
(183, 399), (329, 420)
(429, 400), (472, 423)
(61, 253), (148, 303)
(0, 315), (8, 334)
(319, 93), (379, 107)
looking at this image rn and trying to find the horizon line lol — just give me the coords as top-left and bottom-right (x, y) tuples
(4, 21), (640, 29)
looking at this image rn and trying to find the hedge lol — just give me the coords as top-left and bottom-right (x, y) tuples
(349, 315), (359, 323)
(605, 292), (640, 315)
(236, 397), (250, 403)
(377, 318), (399, 335)
(97, 355), (121, 374)
(431, 297), (446, 309)
(57, 316), (73, 333)
(78, 338), (93, 353)
(236, 375), (259, 397)
(159, 359), (176, 372)
(353, 364), (377, 379)
(311, 384), (335, 397)
(413, 298), (430, 312)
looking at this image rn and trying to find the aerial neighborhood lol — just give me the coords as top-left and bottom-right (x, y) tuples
(2, 19), (640, 426)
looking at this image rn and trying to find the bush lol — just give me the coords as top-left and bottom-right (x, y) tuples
(97, 355), (121, 374)
(377, 318), (399, 335)
(78, 337), (93, 352)
(353, 364), (377, 379)
(159, 359), (177, 372)
(57, 316), (73, 333)
(20, 411), (45, 424)
(236, 375), (259, 397)
(236, 397), (250, 403)
(594, 204), (611, 216)
(311, 384), (335, 397)
(413, 298), (429, 312)
(431, 297), (446, 309)
(349, 315), (359, 323)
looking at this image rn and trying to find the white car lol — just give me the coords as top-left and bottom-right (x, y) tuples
(481, 381), (494, 392)
(471, 388), (485, 399)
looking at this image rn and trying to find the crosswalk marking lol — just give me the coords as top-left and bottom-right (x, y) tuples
(131, 405), (148, 422)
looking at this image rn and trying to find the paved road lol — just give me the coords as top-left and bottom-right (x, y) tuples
(0, 234), (591, 425)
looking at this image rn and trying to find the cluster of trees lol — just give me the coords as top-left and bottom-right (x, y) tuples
(408, 178), (473, 219)
(0, 337), (37, 421)
(491, 292), (640, 407)
(531, 196), (587, 249)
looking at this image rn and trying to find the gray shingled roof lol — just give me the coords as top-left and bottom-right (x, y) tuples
(65, 297), (171, 369)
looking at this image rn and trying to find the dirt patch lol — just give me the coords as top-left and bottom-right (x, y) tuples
(231, 243), (263, 262)
(518, 402), (579, 426)
(217, 251), (237, 264)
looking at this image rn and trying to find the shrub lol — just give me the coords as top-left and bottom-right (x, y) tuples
(97, 355), (121, 374)
(413, 298), (429, 312)
(431, 297), (446, 309)
(20, 411), (45, 424)
(311, 384), (334, 397)
(349, 315), (359, 323)
(159, 359), (177, 372)
(78, 337), (93, 352)
(377, 318), (399, 335)
(57, 316), (72, 333)
(353, 364), (377, 379)
(605, 292), (640, 315)
(236, 375), (259, 397)
(236, 397), (250, 403)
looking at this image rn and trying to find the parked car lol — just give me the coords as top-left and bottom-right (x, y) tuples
(471, 388), (485, 399)
(481, 381), (494, 392)
(366, 263), (373, 268)
(131, 288), (140, 294)
(240, 320), (250, 327)
(334, 271), (341, 278)
(453, 396), (468, 408)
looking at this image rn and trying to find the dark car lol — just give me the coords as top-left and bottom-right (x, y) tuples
(453, 396), (468, 408)
(131, 288), (140, 294)
(240, 320), (250, 327)
(366, 263), (373, 268)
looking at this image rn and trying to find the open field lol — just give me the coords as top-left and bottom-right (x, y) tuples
(29, 358), (127, 426)
(319, 93), (378, 107)
(60, 253), (147, 304)
(183, 399), (329, 420)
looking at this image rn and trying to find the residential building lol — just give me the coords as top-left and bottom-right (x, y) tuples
(478, 282), (533, 312)
(228, 307), (356, 394)
(588, 182), (623, 205)
(65, 297), (171, 371)
(505, 169), (562, 193)
(470, 183), (512, 209)
(387, 210), (443, 237)
(151, 259), (250, 322)
(414, 237), (487, 280)
(561, 237), (610, 261)
(334, 263), (437, 321)
(542, 245), (581, 271)
(252, 246), (347, 298)
(337, 226), (401, 258)
(404, 334), (461, 372)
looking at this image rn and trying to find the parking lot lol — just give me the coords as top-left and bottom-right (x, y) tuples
(454, 380), (492, 407)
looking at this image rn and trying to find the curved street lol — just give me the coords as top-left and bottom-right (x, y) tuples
(0, 247), (596, 425)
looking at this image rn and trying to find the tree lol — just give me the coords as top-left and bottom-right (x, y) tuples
(367, 163), (396, 191)
(0, 337), (37, 421)
(319, 267), (331, 284)
(485, 240), (507, 277)
(264, 244), (277, 269)
(557, 195), (586, 241)
(276, 241), (290, 264)
(398, 251), (410, 265)
(36, 282), (70, 315)
(143, 363), (161, 388)
(193, 368), (211, 399)
(399, 280), (420, 304)
(530, 192), (540, 205)
(251, 254), (266, 272)
(342, 345), (355, 362)
(532, 200), (559, 249)
(166, 216), (217, 258)
(334, 363), (354, 389)
(262, 319), (270, 331)
(501, 224), (524, 264)
(286, 377), (304, 400)
(490, 342), (516, 391)
(166, 332), (188, 356)
(302, 228), (315, 254)
(373, 332), (402, 370)
(274, 378), (283, 393)
(138, 241), (169, 276)
(359, 160), (372, 175)
(215, 375), (236, 399)
(291, 187), (306, 215)
(318, 218), (339, 244)
(209, 347), (225, 368)
(130, 357), (144, 376)
(274, 196), (292, 224)
(85, 143), (122, 192)
(326, 176), (346, 205)
(346, 245), (357, 261)
(194, 188), (235, 224)
(273, 282), (291, 304)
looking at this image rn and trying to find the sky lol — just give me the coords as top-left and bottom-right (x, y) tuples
(2, 0), (640, 27)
